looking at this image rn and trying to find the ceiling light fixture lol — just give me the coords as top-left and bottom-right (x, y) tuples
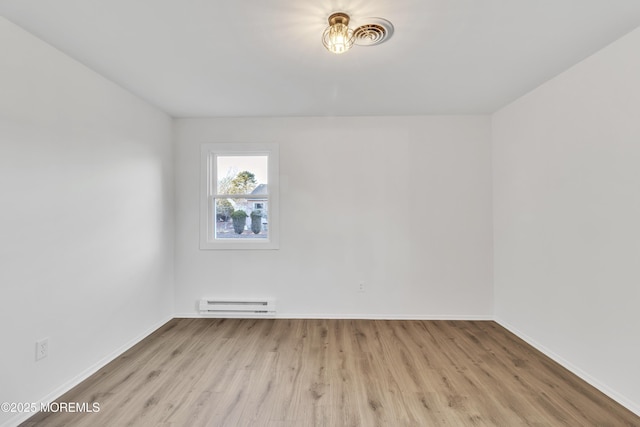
(322, 12), (355, 55)
(322, 13), (394, 55)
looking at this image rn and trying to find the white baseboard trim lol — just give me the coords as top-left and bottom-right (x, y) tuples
(276, 314), (494, 320)
(495, 317), (640, 417)
(2, 315), (173, 427)
(174, 312), (493, 321)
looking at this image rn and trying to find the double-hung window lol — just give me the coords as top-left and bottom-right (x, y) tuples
(200, 143), (279, 249)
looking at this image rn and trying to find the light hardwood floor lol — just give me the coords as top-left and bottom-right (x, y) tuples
(21, 319), (639, 426)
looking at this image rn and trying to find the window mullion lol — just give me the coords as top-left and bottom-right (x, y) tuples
(214, 194), (269, 200)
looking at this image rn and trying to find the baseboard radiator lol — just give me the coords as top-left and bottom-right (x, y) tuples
(198, 298), (276, 318)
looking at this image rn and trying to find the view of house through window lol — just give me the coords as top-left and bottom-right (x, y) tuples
(214, 155), (269, 240)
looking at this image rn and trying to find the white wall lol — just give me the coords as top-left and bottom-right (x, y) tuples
(174, 116), (493, 318)
(0, 18), (174, 427)
(493, 28), (640, 414)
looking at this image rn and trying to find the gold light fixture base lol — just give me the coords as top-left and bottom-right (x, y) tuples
(328, 12), (350, 27)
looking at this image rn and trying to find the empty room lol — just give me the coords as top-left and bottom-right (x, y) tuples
(1, 1), (639, 426)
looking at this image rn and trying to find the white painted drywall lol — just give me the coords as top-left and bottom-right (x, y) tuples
(0, 18), (174, 427)
(493, 27), (640, 414)
(174, 116), (493, 318)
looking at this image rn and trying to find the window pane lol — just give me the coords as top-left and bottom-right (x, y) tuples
(216, 155), (268, 195)
(214, 198), (268, 240)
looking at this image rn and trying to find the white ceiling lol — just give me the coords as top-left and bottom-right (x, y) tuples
(2, 1), (640, 117)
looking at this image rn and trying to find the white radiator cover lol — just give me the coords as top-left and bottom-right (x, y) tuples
(198, 298), (276, 317)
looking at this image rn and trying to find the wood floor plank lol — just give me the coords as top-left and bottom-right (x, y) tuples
(20, 319), (640, 427)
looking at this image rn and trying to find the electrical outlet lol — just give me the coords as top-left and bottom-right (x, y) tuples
(36, 338), (48, 361)
(358, 282), (365, 292)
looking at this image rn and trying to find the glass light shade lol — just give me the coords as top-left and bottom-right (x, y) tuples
(322, 13), (355, 54)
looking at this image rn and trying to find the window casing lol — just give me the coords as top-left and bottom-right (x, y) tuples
(200, 143), (279, 250)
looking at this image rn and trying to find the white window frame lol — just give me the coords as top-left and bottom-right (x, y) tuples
(200, 143), (279, 250)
